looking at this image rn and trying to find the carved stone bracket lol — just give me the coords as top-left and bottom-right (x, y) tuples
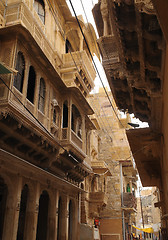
(134, 0), (155, 14)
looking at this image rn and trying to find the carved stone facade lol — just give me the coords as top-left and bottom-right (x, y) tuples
(92, 0), (168, 237)
(81, 89), (138, 240)
(0, 0), (98, 239)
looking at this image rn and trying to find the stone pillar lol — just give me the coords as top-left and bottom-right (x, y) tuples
(2, 176), (22, 240)
(100, 0), (109, 36)
(82, 115), (85, 152)
(44, 4), (50, 42)
(61, 196), (69, 240)
(22, 58), (30, 103)
(68, 98), (72, 140)
(47, 190), (58, 240)
(24, 182), (40, 240)
(73, 199), (79, 240)
(129, 180), (133, 193)
(78, 31), (83, 51)
(34, 72), (40, 117)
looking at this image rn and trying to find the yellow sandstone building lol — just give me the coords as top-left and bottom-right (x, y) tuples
(0, 0), (138, 239)
(92, 0), (168, 238)
(0, 0), (98, 239)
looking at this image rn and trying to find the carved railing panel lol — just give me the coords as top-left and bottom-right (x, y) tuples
(71, 129), (82, 149)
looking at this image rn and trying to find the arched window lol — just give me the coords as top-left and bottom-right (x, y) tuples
(17, 185), (29, 240)
(71, 105), (82, 138)
(34, 0), (45, 24)
(14, 52), (25, 92)
(63, 101), (68, 128)
(0, 177), (8, 239)
(27, 66), (36, 103)
(65, 39), (73, 53)
(38, 78), (45, 113)
(53, 108), (56, 123)
(36, 191), (49, 240)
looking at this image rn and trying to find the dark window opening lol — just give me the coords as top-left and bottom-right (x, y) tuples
(36, 191), (49, 240)
(38, 78), (45, 113)
(14, 51), (25, 92)
(53, 108), (56, 123)
(66, 39), (73, 53)
(17, 185), (29, 240)
(63, 101), (68, 128)
(34, 0), (45, 24)
(71, 104), (82, 138)
(27, 66), (36, 103)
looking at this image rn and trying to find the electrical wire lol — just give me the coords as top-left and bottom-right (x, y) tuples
(69, 0), (132, 161)
(68, 0), (124, 128)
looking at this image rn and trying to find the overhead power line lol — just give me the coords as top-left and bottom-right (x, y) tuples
(68, 0), (124, 128)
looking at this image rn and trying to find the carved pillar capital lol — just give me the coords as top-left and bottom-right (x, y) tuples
(100, 0), (109, 36)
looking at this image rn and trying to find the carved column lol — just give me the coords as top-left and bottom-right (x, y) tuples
(78, 31), (83, 51)
(129, 180), (133, 193)
(22, 57), (29, 103)
(2, 176), (22, 240)
(24, 182), (40, 240)
(68, 97), (72, 140)
(47, 190), (58, 240)
(73, 199), (79, 240)
(100, 0), (109, 36)
(61, 196), (69, 240)
(34, 72), (40, 117)
(82, 115), (85, 152)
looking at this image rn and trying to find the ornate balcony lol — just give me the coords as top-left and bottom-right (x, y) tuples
(60, 127), (85, 160)
(61, 51), (96, 97)
(93, 0), (164, 130)
(89, 192), (108, 217)
(122, 192), (137, 210)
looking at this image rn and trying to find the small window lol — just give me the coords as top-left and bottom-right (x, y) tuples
(27, 66), (36, 103)
(34, 0), (45, 24)
(14, 52), (25, 92)
(38, 78), (45, 113)
(53, 108), (56, 123)
(65, 39), (73, 53)
(63, 101), (68, 128)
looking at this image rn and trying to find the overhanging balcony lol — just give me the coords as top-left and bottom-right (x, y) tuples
(89, 191), (108, 217)
(61, 51), (96, 96)
(60, 127), (86, 161)
(122, 192), (137, 211)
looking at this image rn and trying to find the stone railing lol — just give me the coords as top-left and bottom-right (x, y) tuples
(62, 51), (96, 85)
(122, 192), (137, 209)
(62, 128), (68, 140)
(71, 129), (82, 149)
(91, 161), (107, 169)
(61, 127), (83, 150)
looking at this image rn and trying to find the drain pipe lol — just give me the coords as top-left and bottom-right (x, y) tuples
(120, 162), (126, 240)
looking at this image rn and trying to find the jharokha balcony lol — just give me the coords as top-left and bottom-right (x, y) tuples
(122, 192), (137, 211)
(89, 191), (108, 218)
